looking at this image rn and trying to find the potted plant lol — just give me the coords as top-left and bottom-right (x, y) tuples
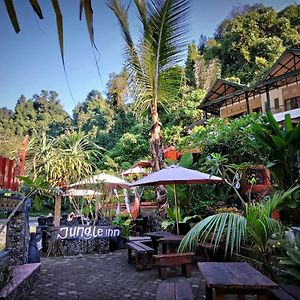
(111, 215), (135, 250)
(241, 165), (271, 194)
(161, 207), (201, 235)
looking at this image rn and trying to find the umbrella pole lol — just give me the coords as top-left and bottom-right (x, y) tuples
(173, 183), (179, 235)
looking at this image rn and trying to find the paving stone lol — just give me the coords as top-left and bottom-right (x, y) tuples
(26, 249), (210, 300)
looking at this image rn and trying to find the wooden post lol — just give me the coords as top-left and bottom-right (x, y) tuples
(245, 91), (250, 114)
(173, 183), (179, 235)
(54, 194), (62, 226)
(265, 85), (271, 112)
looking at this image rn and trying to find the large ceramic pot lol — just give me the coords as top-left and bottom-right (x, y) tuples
(241, 165), (271, 194)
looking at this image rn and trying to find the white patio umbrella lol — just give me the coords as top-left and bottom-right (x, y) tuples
(68, 173), (130, 218)
(121, 166), (147, 177)
(62, 189), (101, 197)
(69, 172), (129, 190)
(130, 165), (223, 234)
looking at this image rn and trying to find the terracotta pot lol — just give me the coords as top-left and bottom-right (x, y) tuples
(271, 210), (280, 221)
(164, 147), (177, 161)
(241, 165), (271, 194)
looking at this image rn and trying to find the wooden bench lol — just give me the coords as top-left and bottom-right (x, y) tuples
(127, 241), (154, 270)
(153, 252), (194, 280)
(156, 281), (193, 300)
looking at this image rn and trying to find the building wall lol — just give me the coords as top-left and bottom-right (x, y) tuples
(261, 82), (300, 113)
(220, 96), (262, 118)
(220, 81), (300, 118)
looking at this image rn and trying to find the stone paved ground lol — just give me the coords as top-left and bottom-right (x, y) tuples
(27, 250), (207, 300)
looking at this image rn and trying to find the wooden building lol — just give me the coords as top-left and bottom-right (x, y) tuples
(199, 49), (300, 120)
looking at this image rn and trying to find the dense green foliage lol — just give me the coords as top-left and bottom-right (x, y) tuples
(179, 113), (267, 164)
(1, 4), (299, 220)
(253, 112), (300, 189)
(195, 4), (300, 84)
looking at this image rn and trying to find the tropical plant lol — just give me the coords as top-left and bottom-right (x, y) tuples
(253, 112), (300, 190)
(25, 131), (102, 225)
(112, 215), (135, 238)
(203, 153), (249, 206)
(109, 0), (190, 171)
(279, 232), (300, 283)
(161, 207), (200, 231)
(0, 266), (13, 290)
(178, 187), (299, 274)
(178, 113), (267, 165)
(26, 131), (101, 186)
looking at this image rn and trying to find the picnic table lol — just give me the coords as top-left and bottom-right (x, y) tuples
(145, 231), (173, 254)
(159, 235), (184, 254)
(198, 262), (278, 300)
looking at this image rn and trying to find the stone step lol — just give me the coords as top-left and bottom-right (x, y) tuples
(0, 263), (40, 299)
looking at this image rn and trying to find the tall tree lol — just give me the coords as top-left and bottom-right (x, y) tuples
(185, 43), (201, 88)
(73, 90), (115, 139)
(12, 91), (71, 137)
(106, 69), (129, 109)
(201, 4), (300, 84)
(109, 0), (190, 171)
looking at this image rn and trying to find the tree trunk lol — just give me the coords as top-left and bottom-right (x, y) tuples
(150, 111), (164, 172)
(150, 109), (167, 217)
(54, 194), (62, 226)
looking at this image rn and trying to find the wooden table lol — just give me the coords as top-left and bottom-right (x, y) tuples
(159, 235), (184, 254)
(156, 281), (193, 300)
(145, 231), (173, 254)
(198, 262), (278, 300)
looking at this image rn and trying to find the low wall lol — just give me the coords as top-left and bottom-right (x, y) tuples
(5, 199), (31, 266)
(0, 263), (40, 300)
(43, 226), (110, 256)
(139, 206), (161, 232)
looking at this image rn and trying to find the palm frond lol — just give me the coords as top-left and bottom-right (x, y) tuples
(246, 203), (280, 253)
(4, 0), (20, 33)
(148, 0), (190, 70)
(51, 0), (64, 65)
(178, 213), (246, 256)
(110, 0), (190, 117)
(29, 0), (43, 19)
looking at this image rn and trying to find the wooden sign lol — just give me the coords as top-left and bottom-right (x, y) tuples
(54, 225), (121, 240)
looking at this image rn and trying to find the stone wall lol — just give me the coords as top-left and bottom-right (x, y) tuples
(43, 226), (110, 256)
(5, 198), (31, 266)
(139, 206), (161, 232)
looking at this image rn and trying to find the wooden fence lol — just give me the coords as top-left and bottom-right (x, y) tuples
(0, 135), (28, 192)
(0, 156), (19, 191)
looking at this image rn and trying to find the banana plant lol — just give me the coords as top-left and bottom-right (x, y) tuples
(253, 112), (300, 190)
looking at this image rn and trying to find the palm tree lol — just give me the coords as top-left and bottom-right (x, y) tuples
(108, 0), (190, 171)
(26, 131), (102, 225)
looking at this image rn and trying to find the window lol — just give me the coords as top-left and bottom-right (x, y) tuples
(274, 98), (279, 110)
(285, 96), (300, 111)
(253, 107), (262, 113)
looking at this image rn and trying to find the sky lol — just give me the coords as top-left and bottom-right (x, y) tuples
(0, 0), (298, 114)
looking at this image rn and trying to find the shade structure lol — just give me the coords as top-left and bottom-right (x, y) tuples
(130, 165), (223, 234)
(121, 166), (147, 177)
(130, 165), (223, 187)
(69, 173), (129, 190)
(62, 189), (101, 197)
